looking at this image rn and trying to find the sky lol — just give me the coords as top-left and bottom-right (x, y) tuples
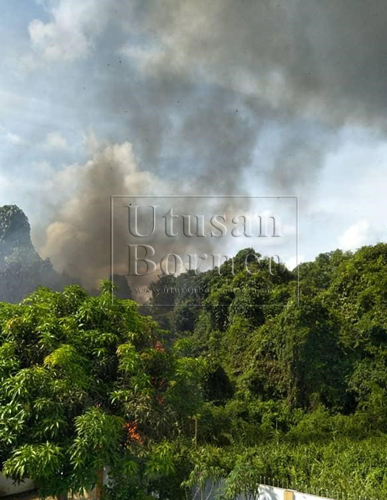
(1, 0), (387, 284)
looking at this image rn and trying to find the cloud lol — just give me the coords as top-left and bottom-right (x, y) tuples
(0, 126), (23, 146)
(0, 173), (12, 194)
(338, 219), (386, 251)
(286, 255), (305, 271)
(32, 160), (53, 174)
(43, 132), (68, 150)
(29, 0), (111, 61)
(5, 132), (23, 145)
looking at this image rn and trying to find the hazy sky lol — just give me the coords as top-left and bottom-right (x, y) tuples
(1, 0), (387, 280)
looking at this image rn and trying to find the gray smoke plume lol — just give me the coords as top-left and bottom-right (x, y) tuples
(39, 139), (259, 291)
(33, 0), (387, 289)
(40, 142), (167, 288)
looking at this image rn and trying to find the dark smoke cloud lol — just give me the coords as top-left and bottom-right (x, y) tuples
(36, 0), (387, 287)
(125, 0), (387, 127)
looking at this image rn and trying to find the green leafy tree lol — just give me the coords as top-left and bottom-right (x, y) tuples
(0, 282), (205, 499)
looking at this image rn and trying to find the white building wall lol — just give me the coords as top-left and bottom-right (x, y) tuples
(0, 474), (35, 497)
(258, 485), (332, 500)
(194, 482), (334, 500)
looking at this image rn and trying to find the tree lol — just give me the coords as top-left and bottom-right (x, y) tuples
(0, 282), (205, 499)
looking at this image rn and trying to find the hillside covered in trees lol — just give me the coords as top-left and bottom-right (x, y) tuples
(148, 244), (387, 417)
(1, 243), (387, 499)
(142, 243), (387, 498)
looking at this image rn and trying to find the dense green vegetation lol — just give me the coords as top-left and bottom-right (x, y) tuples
(1, 243), (387, 499)
(0, 282), (204, 499)
(144, 244), (387, 499)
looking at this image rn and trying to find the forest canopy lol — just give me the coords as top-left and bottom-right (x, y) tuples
(1, 243), (387, 499)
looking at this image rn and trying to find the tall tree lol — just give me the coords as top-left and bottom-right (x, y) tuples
(0, 282), (204, 499)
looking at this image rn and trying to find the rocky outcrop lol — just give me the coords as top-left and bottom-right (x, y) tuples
(0, 205), (71, 303)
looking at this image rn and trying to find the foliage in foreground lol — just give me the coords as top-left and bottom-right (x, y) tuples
(184, 435), (387, 500)
(0, 282), (204, 498)
(2, 243), (387, 498)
